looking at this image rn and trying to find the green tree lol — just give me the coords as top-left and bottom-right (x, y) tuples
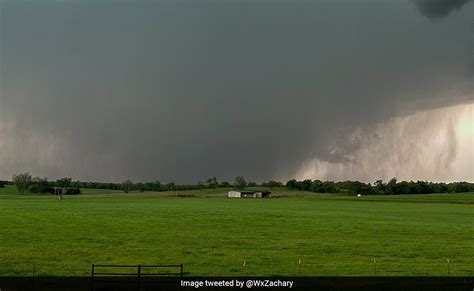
(56, 177), (72, 189)
(386, 178), (398, 195)
(301, 179), (312, 191)
(135, 182), (145, 192)
(219, 181), (231, 187)
(286, 179), (297, 189)
(29, 177), (50, 193)
(262, 180), (283, 190)
(373, 180), (386, 194)
(56, 178), (72, 197)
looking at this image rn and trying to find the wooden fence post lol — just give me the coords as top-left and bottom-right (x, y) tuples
(91, 264), (95, 290)
(137, 264), (142, 290)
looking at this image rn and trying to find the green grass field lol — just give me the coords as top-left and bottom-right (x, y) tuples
(0, 186), (472, 276)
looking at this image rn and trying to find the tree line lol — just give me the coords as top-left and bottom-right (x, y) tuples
(3, 172), (473, 195)
(286, 178), (474, 195)
(8, 173), (81, 195)
(4, 173), (258, 194)
(118, 176), (253, 193)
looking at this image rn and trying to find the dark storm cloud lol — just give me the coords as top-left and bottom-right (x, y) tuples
(414, 0), (473, 19)
(0, 1), (473, 183)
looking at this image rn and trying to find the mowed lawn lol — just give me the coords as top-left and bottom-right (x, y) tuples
(0, 187), (472, 276)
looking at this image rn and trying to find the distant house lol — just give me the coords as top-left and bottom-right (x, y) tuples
(227, 191), (272, 198)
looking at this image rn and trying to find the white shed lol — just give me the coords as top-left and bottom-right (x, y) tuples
(228, 191), (241, 198)
(227, 191), (272, 198)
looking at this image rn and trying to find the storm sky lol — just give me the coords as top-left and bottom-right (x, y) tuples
(0, 0), (473, 183)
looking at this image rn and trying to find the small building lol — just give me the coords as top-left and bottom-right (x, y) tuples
(228, 191), (242, 198)
(227, 191), (272, 198)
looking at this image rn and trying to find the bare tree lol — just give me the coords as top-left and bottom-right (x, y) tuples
(206, 177), (219, 191)
(233, 176), (247, 190)
(12, 172), (32, 194)
(121, 180), (133, 193)
(197, 181), (205, 190)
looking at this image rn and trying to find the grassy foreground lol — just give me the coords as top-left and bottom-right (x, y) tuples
(0, 186), (472, 276)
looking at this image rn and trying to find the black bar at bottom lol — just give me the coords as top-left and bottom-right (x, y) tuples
(0, 276), (472, 291)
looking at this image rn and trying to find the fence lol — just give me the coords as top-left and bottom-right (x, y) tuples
(91, 264), (183, 289)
